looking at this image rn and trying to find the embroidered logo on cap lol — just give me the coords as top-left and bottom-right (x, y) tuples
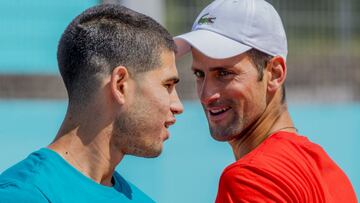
(198, 13), (216, 25)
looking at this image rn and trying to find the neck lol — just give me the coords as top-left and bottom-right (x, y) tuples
(229, 91), (295, 160)
(48, 110), (123, 186)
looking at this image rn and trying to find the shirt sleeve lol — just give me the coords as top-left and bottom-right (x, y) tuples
(0, 181), (49, 203)
(215, 165), (294, 203)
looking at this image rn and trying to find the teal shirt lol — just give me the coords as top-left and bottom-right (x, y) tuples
(0, 148), (155, 203)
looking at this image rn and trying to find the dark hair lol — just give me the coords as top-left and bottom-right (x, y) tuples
(247, 49), (286, 103)
(57, 4), (176, 105)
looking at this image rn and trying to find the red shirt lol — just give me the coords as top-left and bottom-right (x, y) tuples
(215, 132), (357, 203)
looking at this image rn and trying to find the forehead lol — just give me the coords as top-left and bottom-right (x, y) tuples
(142, 51), (178, 79)
(191, 48), (251, 70)
(158, 50), (177, 74)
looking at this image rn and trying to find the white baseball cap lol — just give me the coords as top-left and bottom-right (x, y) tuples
(174, 0), (288, 60)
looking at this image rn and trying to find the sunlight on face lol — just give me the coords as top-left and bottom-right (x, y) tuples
(114, 50), (183, 157)
(191, 49), (267, 141)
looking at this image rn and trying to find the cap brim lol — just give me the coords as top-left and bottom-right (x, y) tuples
(174, 29), (252, 59)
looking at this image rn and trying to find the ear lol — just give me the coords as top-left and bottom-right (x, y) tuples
(110, 66), (129, 105)
(266, 56), (286, 92)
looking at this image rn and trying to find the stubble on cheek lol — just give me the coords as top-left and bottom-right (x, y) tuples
(112, 97), (165, 158)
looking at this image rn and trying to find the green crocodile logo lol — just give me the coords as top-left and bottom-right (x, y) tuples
(198, 13), (216, 25)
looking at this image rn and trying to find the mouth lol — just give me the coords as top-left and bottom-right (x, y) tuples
(164, 118), (176, 129)
(163, 119), (176, 141)
(207, 106), (231, 122)
(208, 107), (231, 116)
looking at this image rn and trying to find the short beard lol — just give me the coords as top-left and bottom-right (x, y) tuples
(113, 95), (162, 158)
(208, 113), (246, 142)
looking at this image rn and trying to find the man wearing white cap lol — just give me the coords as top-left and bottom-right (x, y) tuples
(175, 0), (357, 202)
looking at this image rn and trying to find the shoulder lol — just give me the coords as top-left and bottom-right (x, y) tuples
(219, 132), (309, 183)
(219, 163), (282, 193)
(0, 149), (52, 202)
(215, 133), (310, 202)
(0, 149), (49, 184)
(216, 132), (345, 202)
(222, 132), (311, 175)
(216, 160), (297, 202)
(216, 165), (291, 203)
(0, 180), (48, 202)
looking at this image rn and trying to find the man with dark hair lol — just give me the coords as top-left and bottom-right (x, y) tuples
(175, 0), (357, 202)
(0, 4), (183, 202)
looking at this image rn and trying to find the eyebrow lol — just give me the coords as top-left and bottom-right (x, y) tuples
(191, 66), (227, 72)
(191, 66), (199, 71)
(208, 67), (227, 72)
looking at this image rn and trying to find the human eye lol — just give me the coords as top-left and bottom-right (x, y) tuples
(193, 70), (204, 79)
(163, 78), (179, 92)
(217, 69), (233, 78)
(164, 83), (172, 88)
(163, 83), (175, 93)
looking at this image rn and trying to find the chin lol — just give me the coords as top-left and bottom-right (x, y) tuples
(210, 133), (235, 142)
(210, 126), (241, 142)
(141, 148), (162, 158)
(209, 114), (247, 140)
(130, 142), (163, 158)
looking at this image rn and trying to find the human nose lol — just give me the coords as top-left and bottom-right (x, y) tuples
(170, 89), (184, 115)
(198, 76), (220, 106)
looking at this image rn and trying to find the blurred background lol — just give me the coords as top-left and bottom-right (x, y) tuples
(0, 0), (359, 202)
